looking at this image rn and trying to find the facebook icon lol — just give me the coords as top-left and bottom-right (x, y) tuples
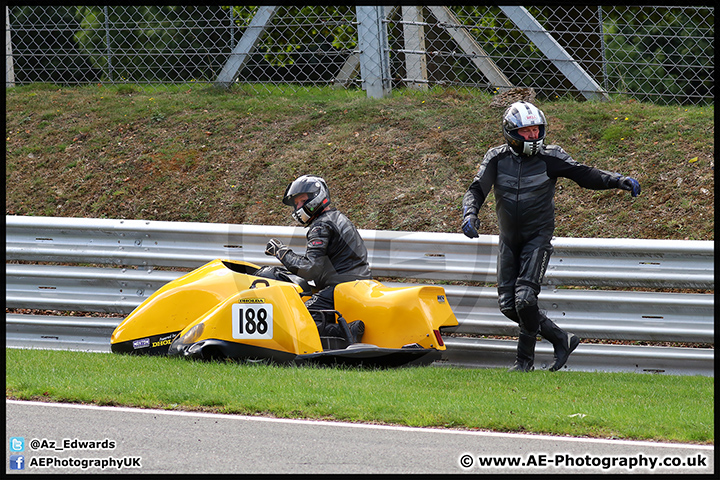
(10, 455), (25, 470)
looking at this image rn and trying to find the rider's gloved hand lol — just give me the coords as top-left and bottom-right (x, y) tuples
(618, 176), (641, 197)
(461, 214), (481, 238)
(265, 238), (289, 260)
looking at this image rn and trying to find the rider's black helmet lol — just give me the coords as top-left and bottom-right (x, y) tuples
(282, 175), (331, 225)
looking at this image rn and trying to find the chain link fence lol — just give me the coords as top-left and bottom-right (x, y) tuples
(5, 5), (714, 105)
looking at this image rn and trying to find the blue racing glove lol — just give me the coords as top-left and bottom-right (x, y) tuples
(618, 176), (641, 197)
(461, 214), (481, 238)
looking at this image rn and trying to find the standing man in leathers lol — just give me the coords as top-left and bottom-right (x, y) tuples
(461, 101), (641, 372)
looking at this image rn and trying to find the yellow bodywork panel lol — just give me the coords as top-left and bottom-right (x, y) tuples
(334, 280), (458, 350)
(175, 283), (323, 355)
(110, 259), (306, 347)
(111, 259), (458, 361)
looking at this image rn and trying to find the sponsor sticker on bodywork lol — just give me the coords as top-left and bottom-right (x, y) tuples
(152, 334), (176, 348)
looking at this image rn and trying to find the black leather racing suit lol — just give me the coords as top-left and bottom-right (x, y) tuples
(277, 207), (372, 311)
(462, 143), (627, 335)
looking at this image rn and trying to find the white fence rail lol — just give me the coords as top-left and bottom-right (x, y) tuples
(5, 216), (714, 376)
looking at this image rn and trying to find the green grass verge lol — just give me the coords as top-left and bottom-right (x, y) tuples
(6, 348), (713, 445)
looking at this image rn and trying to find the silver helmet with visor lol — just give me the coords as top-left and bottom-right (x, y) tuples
(502, 101), (547, 156)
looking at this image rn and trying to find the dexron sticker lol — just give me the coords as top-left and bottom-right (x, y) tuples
(133, 338), (150, 349)
(152, 335), (175, 348)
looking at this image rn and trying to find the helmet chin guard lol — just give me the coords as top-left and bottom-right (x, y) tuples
(502, 101), (547, 156)
(292, 205), (318, 225)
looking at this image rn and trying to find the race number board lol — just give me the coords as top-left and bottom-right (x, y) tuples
(232, 303), (273, 339)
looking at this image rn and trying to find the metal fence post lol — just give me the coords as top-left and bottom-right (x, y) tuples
(500, 6), (609, 101)
(401, 6), (428, 90)
(104, 6), (113, 82)
(597, 6), (610, 94)
(215, 6), (278, 88)
(356, 6), (391, 99)
(5, 6), (15, 88)
(427, 6), (512, 91)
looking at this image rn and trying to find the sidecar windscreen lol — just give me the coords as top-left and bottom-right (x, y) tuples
(221, 260), (259, 275)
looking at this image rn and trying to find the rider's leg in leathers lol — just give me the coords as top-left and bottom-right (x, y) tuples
(498, 237), (578, 371)
(498, 239), (540, 372)
(305, 286), (364, 343)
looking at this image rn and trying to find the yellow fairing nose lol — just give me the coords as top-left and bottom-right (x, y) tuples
(173, 283), (323, 357)
(110, 259), (308, 355)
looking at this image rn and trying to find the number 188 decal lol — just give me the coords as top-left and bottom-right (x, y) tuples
(232, 303), (273, 339)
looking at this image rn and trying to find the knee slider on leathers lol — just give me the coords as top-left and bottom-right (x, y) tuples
(498, 291), (519, 323)
(514, 284), (538, 310)
(514, 285), (540, 335)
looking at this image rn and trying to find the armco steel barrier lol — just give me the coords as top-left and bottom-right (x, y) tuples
(5, 216), (715, 376)
(5, 215), (713, 287)
(4, 265), (713, 343)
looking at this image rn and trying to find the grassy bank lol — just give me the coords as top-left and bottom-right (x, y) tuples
(6, 349), (714, 444)
(5, 83), (714, 240)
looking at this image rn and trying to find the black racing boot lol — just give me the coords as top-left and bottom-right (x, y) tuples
(336, 315), (365, 345)
(348, 320), (365, 344)
(508, 332), (536, 372)
(539, 316), (580, 371)
(336, 315), (354, 345)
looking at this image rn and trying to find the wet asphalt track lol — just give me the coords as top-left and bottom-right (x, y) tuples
(6, 400), (714, 474)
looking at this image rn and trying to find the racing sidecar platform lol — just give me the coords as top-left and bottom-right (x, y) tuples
(110, 259), (458, 368)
